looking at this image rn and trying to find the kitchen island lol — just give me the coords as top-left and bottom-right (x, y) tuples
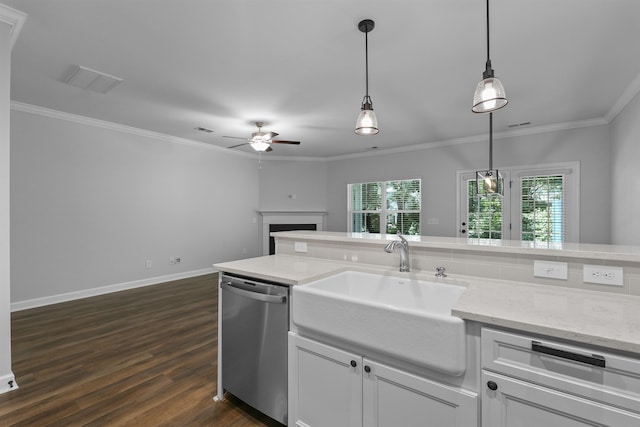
(214, 231), (640, 426)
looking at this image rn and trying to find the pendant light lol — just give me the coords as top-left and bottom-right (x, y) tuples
(355, 19), (379, 136)
(472, 0), (508, 113)
(476, 112), (503, 195)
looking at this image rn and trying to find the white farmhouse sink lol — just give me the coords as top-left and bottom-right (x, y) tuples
(292, 271), (468, 375)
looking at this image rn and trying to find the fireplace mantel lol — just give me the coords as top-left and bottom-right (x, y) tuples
(259, 211), (327, 255)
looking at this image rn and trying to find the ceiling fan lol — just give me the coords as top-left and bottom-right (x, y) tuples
(223, 121), (301, 152)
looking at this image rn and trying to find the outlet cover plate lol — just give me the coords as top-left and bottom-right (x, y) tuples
(583, 265), (623, 286)
(294, 241), (308, 253)
(534, 260), (568, 280)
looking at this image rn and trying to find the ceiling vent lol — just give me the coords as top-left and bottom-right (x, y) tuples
(63, 65), (123, 94)
(507, 121), (532, 128)
(195, 126), (214, 133)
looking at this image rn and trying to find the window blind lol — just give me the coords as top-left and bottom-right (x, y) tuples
(348, 179), (421, 235)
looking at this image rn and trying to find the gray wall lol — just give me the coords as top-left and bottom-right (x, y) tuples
(258, 159), (327, 211)
(325, 125), (612, 244)
(611, 89), (640, 245)
(10, 110), (262, 304)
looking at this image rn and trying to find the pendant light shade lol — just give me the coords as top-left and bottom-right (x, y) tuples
(472, 0), (508, 113)
(355, 19), (379, 136)
(477, 169), (502, 195)
(355, 96), (379, 135)
(472, 75), (507, 113)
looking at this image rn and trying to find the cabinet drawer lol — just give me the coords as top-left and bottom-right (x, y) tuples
(482, 371), (640, 427)
(481, 328), (640, 413)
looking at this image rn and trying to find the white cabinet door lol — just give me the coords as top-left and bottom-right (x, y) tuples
(288, 333), (362, 427)
(482, 371), (640, 427)
(363, 358), (478, 427)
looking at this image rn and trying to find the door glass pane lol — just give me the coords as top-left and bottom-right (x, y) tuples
(386, 179), (421, 235)
(467, 179), (503, 239)
(521, 175), (564, 242)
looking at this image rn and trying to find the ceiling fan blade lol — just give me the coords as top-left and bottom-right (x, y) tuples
(266, 132), (279, 139)
(271, 140), (301, 145)
(266, 146), (274, 152)
(227, 142), (249, 149)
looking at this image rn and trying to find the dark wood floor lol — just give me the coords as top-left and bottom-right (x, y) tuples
(0, 273), (283, 426)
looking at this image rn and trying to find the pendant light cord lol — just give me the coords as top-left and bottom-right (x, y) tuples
(365, 29), (369, 98)
(486, 0), (490, 62)
(483, 0), (494, 79)
(489, 112), (493, 170)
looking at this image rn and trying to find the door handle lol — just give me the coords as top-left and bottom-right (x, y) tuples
(220, 282), (287, 304)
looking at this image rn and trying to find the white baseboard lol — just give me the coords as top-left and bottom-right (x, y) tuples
(0, 372), (18, 395)
(11, 268), (217, 312)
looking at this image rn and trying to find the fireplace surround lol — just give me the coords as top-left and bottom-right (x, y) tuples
(260, 211), (326, 255)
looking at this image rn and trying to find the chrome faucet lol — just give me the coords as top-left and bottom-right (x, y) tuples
(384, 233), (410, 272)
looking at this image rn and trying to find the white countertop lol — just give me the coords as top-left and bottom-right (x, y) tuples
(213, 254), (348, 285)
(453, 281), (640, 355)
(214, 254), (640, 355)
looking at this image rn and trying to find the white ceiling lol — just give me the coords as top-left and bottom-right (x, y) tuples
(6, 0), (640, 159)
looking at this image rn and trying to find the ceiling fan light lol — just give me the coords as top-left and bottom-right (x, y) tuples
(472, 77), (508, 113)
(355, 107), (379, 136)
(250, 141), (271, 152)
(251, 131), (269, 142)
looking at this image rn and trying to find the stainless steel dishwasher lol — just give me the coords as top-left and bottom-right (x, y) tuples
(220, 273), (289, 425)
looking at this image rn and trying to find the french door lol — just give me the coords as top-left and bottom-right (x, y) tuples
(457, 163), (579, 243)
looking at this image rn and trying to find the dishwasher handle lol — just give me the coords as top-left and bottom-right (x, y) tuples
(221, 281), (287, 304)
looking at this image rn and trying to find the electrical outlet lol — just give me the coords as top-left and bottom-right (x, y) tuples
(145, 260), (152, 269)
(294, 242), (308, 253)
(583, 265), (623, 286)
(533, 260), (568, 280)
(169, 257), (176, 265)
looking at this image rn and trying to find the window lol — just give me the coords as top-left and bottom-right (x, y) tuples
(458, 163), (579, 242)
(348, 179), (421, 235)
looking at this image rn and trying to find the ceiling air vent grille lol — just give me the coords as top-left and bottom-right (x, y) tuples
(63, 65), (123, 94)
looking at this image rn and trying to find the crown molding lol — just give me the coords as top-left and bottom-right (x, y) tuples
(10, 101), (612, 164)
(326, 117), (609, 161)
(0, 4), (26, 48)
(606, 71), (640, 123)
(10, 101), (326, 162)
(10, 101), (259, 158)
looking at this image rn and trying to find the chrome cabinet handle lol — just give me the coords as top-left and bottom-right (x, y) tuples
(532, 341), (605, 368)
(220, 282), (287, 304)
